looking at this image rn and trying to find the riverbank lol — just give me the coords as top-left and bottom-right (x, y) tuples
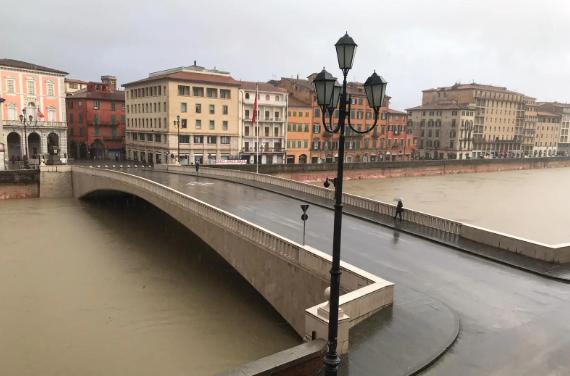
(0, 170), (38, 199)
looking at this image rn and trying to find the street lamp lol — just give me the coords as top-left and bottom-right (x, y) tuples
(19, 109), (34, 168)
(173, 115), (181, 164)
(313, 32), (387, 375)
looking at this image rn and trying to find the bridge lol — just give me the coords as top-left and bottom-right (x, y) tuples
(40, 164), (570, 375)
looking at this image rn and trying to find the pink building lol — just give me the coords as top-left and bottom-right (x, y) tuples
(0, 59), (68, 167)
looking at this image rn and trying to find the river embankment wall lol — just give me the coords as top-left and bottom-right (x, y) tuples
(208, 157), (570, 182)
(0, 170), (39, 199)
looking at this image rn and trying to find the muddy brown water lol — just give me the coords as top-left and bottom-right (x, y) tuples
(344, 167), (570, 244)
(0, 196), (299, 376)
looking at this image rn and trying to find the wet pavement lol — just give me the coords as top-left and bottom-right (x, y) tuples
(109, 168), (570, 375)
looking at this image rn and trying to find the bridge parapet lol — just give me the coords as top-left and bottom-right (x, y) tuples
(71, 166), (394, 354)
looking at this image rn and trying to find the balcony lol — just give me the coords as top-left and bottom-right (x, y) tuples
(2, 120), (67, 129)
(241, 146), (284, 153)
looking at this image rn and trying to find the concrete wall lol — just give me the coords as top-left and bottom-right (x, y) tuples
(0, 170), (39, 199)
(39, 165), (72, 198)
(206, 157), (570, 182)
(71, 167), (394, 354)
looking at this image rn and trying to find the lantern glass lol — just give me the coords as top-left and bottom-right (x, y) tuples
(363, 72), (387, 109)
(329, 82), (341, 111)
(313, 69), (336, 107)
(335, 33), (358, 71)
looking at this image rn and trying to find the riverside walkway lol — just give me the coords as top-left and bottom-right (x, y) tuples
(123, 168), (570, 376)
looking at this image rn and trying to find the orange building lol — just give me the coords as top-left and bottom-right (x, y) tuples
(273, 76), (411, 163)
(285, 96), (312, 164)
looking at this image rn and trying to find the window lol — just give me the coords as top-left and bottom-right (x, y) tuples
(195, 103), (202, 113)
(315, 108), (320, 117)
(93, 114), (99, 125)
(275, 95), (280, 101)
(313, 124), (320, 133)
(94, 125), (100, 136)
(220, 136), (230, 144)
(209, 104), (215, 114)
(193, 87), (204, 97)
(207, 136), (217, 144)
(79, 127), (85, 137)
(275, 111), (280, 120)
(220, 89), (231, 99)
(223, 120), (228, 131)
(193, 135), (204, 144)
(245, 109), (250, 118)
(6, 79), (15, 94)
(179, 135), (190, 143)
(245, 127), (250, 136)
(47, 81), (55, 97)
(111, 115), (116, 125)
(27, 80), (35, 95)
(245, 92), (250, 99)
(265, 110), (270, 119)
(195, 119), (202, 129)
(265, 95), (270, 101)
(181, 119), (187, 128)
(93, 100), (100, 109)
(155, 134), (161, 142)
(209, 120), (215, 130)
(181, 102), (187, 113)
(206, 88), (218, 98)
(223, 105), (228, 115)
(178, 85), (190, 96)
(79, 113), (83, 123)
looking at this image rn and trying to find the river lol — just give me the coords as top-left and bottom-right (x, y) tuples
(0, 197), (299, 376)
(343, 166), (570, 244)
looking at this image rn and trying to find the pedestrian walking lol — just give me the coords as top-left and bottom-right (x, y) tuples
(195, 160), (200, 176)
(394, 199), (404, 222)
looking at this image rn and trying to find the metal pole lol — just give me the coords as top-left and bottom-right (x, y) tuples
(323, 71), (348, 376)
(23, 118), (28, 167)
(303, 220), (306, 246)
(177, 119), (180, 163)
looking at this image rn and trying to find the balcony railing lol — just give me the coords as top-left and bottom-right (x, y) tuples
(242, 146), (284, 153)
(2, 120), (67, 128)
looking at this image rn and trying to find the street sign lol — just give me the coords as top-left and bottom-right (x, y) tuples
(300, 204), (310, 245)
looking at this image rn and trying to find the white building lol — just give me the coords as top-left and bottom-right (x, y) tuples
(238, 82), (287, 164)
(0, 59), (68, 168)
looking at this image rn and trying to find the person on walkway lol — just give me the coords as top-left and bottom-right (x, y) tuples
(394, 199), (404, 222)
(195, 160), (200, 176)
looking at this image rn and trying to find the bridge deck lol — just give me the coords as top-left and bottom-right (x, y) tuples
(115, 169), (570, 375)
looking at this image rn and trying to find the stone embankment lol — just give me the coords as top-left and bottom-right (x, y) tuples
(209, 157), (570, 182)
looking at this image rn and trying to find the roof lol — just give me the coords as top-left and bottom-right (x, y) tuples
(536, 111), (560, 117)
(0, 58), (68, 75)
(537, 101), (570, 108)
(68, 88), (125, 101)
(407, 101), (476, 111)
(288, 96), (311, 108)
(423, 82), (524, 96)
(387, 108), (407, 115)
(239, 81), (287, 93)
(65, 78), (88, 84)
(123, 70), (240, 88)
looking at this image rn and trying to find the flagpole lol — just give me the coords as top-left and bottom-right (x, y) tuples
(256, 83), (259, 174)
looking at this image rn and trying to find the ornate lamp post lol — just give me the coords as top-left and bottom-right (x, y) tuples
(313, 32), (387, 375)
(173, 114), (181, 164)
(19, 109), (34, 168)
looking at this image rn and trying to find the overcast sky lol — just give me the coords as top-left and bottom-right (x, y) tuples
(2, 0), (569, 109)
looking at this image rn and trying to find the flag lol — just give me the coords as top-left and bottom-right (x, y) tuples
(251, 86), (258, 123)
(37, 108), (45, 119)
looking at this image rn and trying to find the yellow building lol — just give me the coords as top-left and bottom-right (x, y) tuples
(286, 96), (312, 164)
(123, 64), (240, 165)
(533, 112), (560, 157)
(422, 83), (526, 158)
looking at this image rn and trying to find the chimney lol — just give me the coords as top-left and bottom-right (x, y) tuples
(101, 75), (117, 91)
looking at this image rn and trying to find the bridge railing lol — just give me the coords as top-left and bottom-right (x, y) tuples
(160, 165), (462, 236)
(72, 166), (395, 352)
(162, 165), (570, 264)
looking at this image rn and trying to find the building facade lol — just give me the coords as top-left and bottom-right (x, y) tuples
(408, 101), (475, 159)
(66, 76), (125, 160)
(273, 76), (410, 163)
(422, 83), (526, 158)
(0, 59), (68, 167)
(238, 82), (287, 164)
(123, 64), (240, 165)
(537, 102), (570, 155)
(285, 97), (312, 164)
(65, 78), (88, 95)
(533, 112), (560, 157)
